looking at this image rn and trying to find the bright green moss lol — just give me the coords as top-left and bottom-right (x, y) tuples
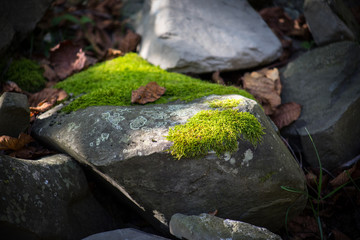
(209, 99), (243, 109)
(166, 109), (265, 160)
(55, 53), (254, 112)
(5, 58), (46, 92)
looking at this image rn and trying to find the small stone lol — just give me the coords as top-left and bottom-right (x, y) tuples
(82, 228), (170, 240)
(0, 92), (29, 137)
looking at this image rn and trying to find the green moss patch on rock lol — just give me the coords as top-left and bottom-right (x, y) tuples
(54, 53), (254, 112)
(209, 98), (244, 109)
(5, 58), (46, 93)
(166, 109), (265, 160)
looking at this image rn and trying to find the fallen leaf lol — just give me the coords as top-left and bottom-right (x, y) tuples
(332, 229), (352, 240)
(270, 102), (301, 129)
(104, 48), (124, 60)
(212, 71), (225, 85)
(29, 88), (67, 107)
(242, 68), (282, 115)
(42, 63), (59, 82)
(9, 145), (56, 159)
(114, 29), (141, 53)
(287, 214), (320, 238)
(208, 209), (218, 216)
(49, 40), (87, 79)
(1, 81), (23, 93)
(131, 82), (166, 105)
(0, 133), (34, 151)
(330, 161), (360, 188)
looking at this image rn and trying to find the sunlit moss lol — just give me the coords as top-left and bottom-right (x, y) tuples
(55, 53), (254, 112)
(209, 99), (243, 109)
(166, 109), (265, 160)
(5, 58), (46, 92)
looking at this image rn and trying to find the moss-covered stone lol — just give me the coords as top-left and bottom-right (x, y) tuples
(209, 99), (243, 109)
(55, 53), (254, 112)
(166, 109), (265, 160)
(5, 58), (46, 93)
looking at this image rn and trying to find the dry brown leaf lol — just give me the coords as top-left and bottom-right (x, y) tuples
(50, 40), (87, 79)
(288, 214), (320, 238)
(208, 209), (218, 216)
(104, 48), (124, 60)
(330, 161), (359, 188)
(0, 133), (34, 151)
(9, 145), (55, 159)
(270, 102), (301, 129)
(42, 63), (59, 82)
(115, 29), (141, 53)
(29, 88), (68, 107)
(1, 81), (23, 93)
(242, 68), (281, 115)
(212, 71), (225, 85)
(332, 229), (352, 240)
(131, 82), (166, 105)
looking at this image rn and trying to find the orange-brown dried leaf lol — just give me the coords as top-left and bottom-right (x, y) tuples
(212, 71), (225, 85)
(131, 82), (166, 105)
(270, 102), (301, 129)
(242, 68), (281, 115)
(330, 161), (359, 188)
(104, 48), (124, 60)
(208, 209), (218, 216)
(50, 40), (87, 79)
(0, 133), (34, 151)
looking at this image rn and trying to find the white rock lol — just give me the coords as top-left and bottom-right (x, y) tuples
(136, 0), (282, 73)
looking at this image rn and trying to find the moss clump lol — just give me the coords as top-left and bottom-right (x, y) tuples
(209, 99), (243, 109)
(5, 58), (46, 92)
(166, 109), (265, 160)
(55, 53), (254, 112)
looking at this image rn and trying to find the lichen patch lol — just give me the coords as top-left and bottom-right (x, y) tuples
(241, 149), (254, 167)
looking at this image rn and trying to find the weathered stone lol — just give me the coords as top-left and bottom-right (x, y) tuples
(0, 92), (29, 137)
(169, 213), (282, 240)
(0, 154), (115, 240)
(82, 228), (170, 240)
(280, 41), (360, 170)
(304, 0), (357, 45)
(32, 95), (306, 233)
(135, 0), (282, 73)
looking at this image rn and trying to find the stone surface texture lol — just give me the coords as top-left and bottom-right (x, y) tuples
(169, 213), (282, 240)
(32, 95), (306, 233)
(135, 0), (282, 73)
(0, 0), (53, 54)
(82, 228), (170, 240)
(304, 0), (357, 45)
(0, 92), (29, 137)
(0, 154), (114, 240)
(280, 41), (360, 170)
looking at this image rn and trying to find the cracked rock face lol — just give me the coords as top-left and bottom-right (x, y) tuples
(32, 95), (306, 233)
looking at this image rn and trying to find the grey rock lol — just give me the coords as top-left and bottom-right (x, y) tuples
(304, 0), (357, 45)
(82, 228), (170, 240)
(170, 213), (282, 240)
(32, 95), (306, 233)
(0, 154), (114, 240)
(0, 92), (29, 137)
(135, 0), (282, 73)
(0, 0), (53, 54)
(280, 41), (360, 170)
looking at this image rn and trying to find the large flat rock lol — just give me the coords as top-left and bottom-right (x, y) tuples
(32, 95), (306, 233)
(135, 0), (282, 73)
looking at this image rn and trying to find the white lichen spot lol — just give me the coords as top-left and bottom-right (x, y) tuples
(95, 133), (110, 146)
(130, 116), (147, 130)
(89, 142), (94, 147)
(44, 180), (49, 185)
(67, 122), (80, 132)
(230, 158), (236, 165)
(101, 112), (125, 130)
(138, 152), (143, 156)
(32, 171), (40, 181)
(140, 110), (169, 120)
(241, 149), (253, 167)
(224, 152), (231, 161)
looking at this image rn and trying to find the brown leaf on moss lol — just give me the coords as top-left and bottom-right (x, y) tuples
(0, 133), (34, 151)
(212, 71), (225, 85)
(131, 82), (166, 105)
(104, 48), (124, 60)
(270, 102), (301, 129)
(49, 40), (87, 79)
(42, 63), (59, 82)
(242, 68), (281, 115)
